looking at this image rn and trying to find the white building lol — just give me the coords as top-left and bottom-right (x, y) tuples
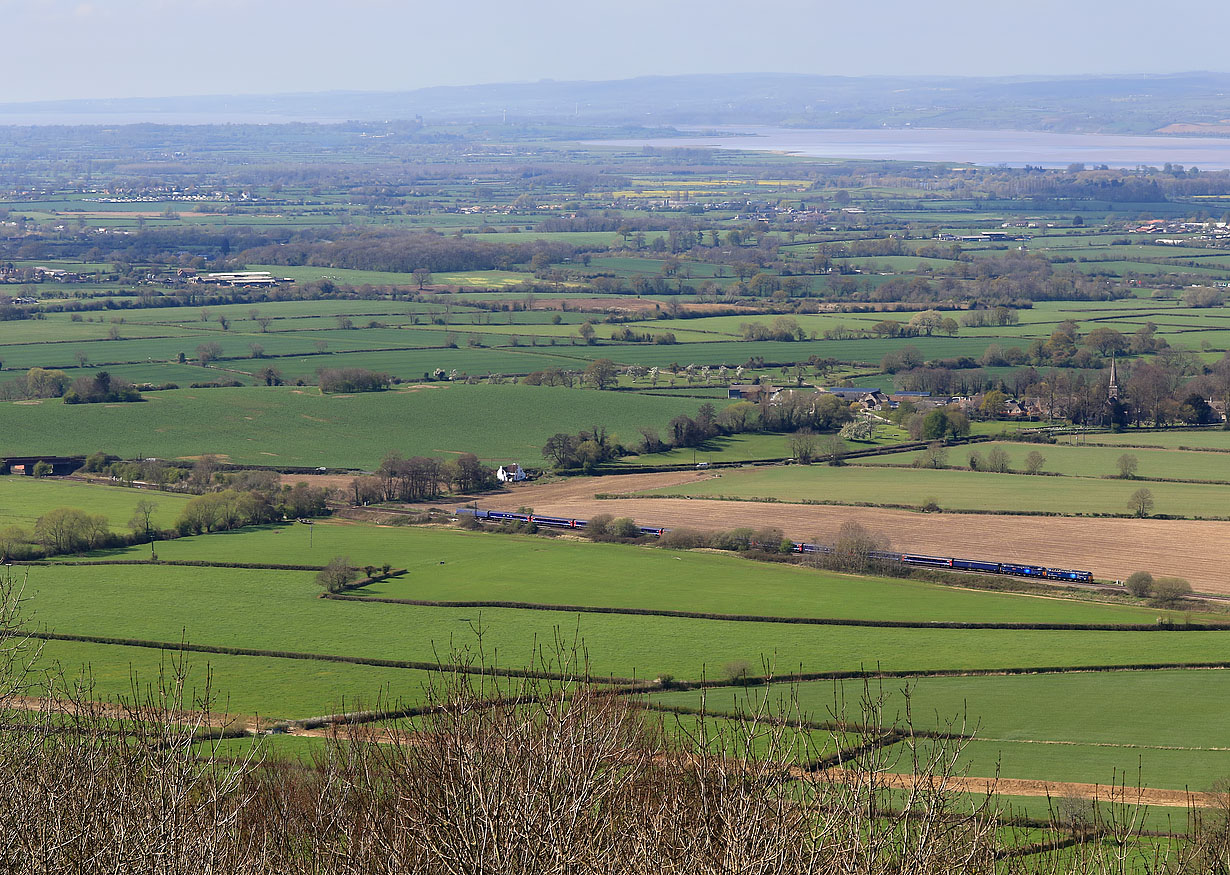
(496, 464), (527, 483)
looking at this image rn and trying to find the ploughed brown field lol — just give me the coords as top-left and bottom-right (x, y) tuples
(455, 472), (1230, 594)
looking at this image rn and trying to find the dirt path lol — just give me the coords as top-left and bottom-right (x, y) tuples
(10, 693), (1217, 808)
(828, 769), (1225, 809)
(454, 473), (1230, 593)
(4, 695), (266, 733)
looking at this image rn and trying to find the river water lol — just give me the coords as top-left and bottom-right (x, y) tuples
(589, 125), (1230, 170)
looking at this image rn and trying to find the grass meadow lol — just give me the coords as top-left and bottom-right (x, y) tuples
(654, 669), (1230, 790)
(1084, 429), (1230, 451)
(639, 463), (1230, 517)
(0, 384), (705, 467)
(0, 476), (190, 531)
(21, 522), (1230, 726)
(859, 441), (1230, 482)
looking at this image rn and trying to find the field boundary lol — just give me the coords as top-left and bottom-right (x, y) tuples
(322, 592), (1224, 632)
(29, 559), (329, 571)
(20, 630), (644, 686)
(668, 662), (1230, 691)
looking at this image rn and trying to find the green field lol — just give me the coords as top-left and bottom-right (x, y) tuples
(639, 462), (1230, 517)
(859, 440), (1230, 482)
(653, 670), (1230, 790)
(10, 514), (1229, 793)
(0, 476), (190, 531)
(1082, 429), (1230, 451)
(22, 519), (1230, 708)
(31, 637), (439, 721)
(57, 522), (1184, 627)
(0, 384), (705, 467)
(616, 429), (910, 465)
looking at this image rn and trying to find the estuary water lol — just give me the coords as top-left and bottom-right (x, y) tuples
(589, 125), (1230, 170)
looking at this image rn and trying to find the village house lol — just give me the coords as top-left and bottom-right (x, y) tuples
(727, 383), (781, 401)
(496, 463), (527, 484)
(820, 386), (889, 410)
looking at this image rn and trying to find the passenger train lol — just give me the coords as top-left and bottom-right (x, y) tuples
(458, 509), (1094, 582)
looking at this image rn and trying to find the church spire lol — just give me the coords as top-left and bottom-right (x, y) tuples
(1107, 352), (1119, 400)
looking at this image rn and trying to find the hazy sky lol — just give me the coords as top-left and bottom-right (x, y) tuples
(4, 0), (1229, 102)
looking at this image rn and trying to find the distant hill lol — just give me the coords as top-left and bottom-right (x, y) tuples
(3, 72), (1230, 134)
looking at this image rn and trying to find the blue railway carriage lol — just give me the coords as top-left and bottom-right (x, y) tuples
(900, 553), (954, 568)
(952, 558), (1002, 574)
(1045, 567), (1094, 582)
(1000, 562), (1048, 578)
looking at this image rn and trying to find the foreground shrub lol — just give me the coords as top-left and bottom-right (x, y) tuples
(658, 527), (707, 549)
(1151, 577), (1194, 607)
(610, 517), (641, 539)
(317, 367), (392, 393)
(1125, 571), (1154, 599)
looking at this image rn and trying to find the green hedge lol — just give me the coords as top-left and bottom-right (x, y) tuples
(321, 593), (1226, 632)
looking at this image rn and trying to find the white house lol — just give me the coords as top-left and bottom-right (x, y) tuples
(496, 463), (527, 483)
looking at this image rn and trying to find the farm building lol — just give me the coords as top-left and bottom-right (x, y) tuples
(821, 387), (889, 410)
(727, 384), (780, 401)
(496, 463), (527, 483)
(197, 271), (291, 287)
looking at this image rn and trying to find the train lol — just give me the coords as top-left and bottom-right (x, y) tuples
(457, 509), (1094, 583)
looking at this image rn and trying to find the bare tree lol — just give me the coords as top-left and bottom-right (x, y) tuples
(127, 499), (158, 542)
(821, 433), (847, 466)
(914, 442), (948, 469)
(1128, 487), (1155, 517)
(316, 555), (356, 593)
(195, 341), (223, 366)
(790, 428), (819, 464)
(985, 446), (1011, 473)
(1151, 577), (1193, 606)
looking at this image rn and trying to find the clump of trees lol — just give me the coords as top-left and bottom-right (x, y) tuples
(63, 371), (142, 404)
(0, 367), (71, 401)
(543, 426), (623, 471)
(316, 367), (391, 394)
(543, 394), (859, 471)
(7, 501), (162, 560)
(583, 514), (643, 541)
(740, 316), (806, 342)
(1124, 570), (1193, 606)
(175, 490), (276, 535)
(522, 367), (578, 387)
(582, 358), (619, 389)
(316, 556), (357, 593)
(33, 507), (110, 554)
(908, 407), (971, 441)
(175, 479), (330, 535)
(1124, 571), (1155, 598)
(351, 452), (497, 502)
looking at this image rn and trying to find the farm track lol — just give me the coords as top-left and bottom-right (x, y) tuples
(822, 769), (1224, 809)
(16, 687), (1210, 809)
(12, 692), (1209, 809)
(450, 473), (1230, 594)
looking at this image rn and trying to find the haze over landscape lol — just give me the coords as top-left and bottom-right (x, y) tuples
(3, 0), (1229, 103)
